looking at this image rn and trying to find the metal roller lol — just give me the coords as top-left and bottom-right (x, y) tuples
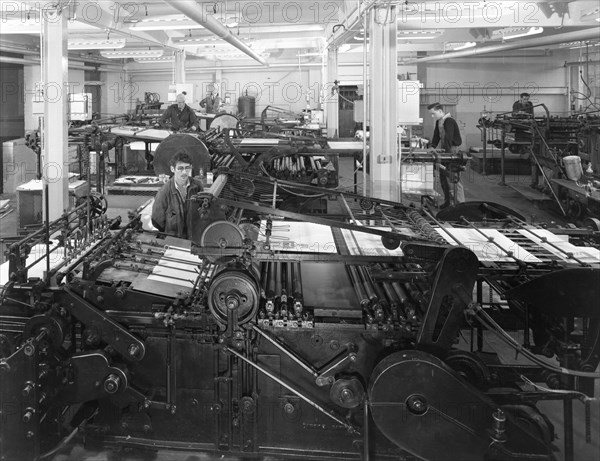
(207, 263), (260, 326)
(347, 265), (369, 306)
(357, 266), (377, 302)
(407, 209), (446, 244)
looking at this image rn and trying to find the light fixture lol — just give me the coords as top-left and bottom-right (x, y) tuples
(560, 41), (600, 50)
(338, 44), (352, 53)
(133, 56), (175, 63)
(173, 37), (253, 47)
(68, 38), (126, 50)
(100, 49), (164, 59)
(129, 14), (204, 31)
(236, 24), (324, 33)
(444, 42), (476, 51)
(492, 27), (543, 41)
(397, 30), (444, 40)
(213, 52), (270, 61)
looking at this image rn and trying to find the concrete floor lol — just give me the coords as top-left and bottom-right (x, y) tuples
(1, 158), (598, 461)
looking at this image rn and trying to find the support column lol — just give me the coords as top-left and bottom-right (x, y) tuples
(174, 50), (186, 84)
(41, 6), (68, 220)
(369, 6), (397, 201)
(326, 46), (339, 138)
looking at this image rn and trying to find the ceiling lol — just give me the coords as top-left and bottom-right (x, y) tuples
(0, 1), (599, 68)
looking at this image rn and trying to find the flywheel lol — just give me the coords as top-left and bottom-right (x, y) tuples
(207, 266), (260, 325)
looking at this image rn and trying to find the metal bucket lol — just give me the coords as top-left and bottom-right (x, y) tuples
(563, 155), (582, 181)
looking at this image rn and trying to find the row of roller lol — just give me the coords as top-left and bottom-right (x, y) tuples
(347, 263), (425, 331)
(266, 155), (327, 180)
(257, 261), (304, 321)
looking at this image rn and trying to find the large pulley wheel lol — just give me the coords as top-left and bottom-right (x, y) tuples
(368, 350), (553, 460)
(199, 221), (245, 263)
(209, 113), (240, 132)
(207, 268), (260, 325)
(153, 133), (211, 177)
(200, 221), (244, 249)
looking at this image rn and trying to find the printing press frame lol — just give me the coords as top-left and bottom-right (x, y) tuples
(1, 174), (599, 461)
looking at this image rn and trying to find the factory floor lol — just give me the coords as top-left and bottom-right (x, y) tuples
(1, 157), (598, 461)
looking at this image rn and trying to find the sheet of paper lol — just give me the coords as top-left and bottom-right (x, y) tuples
(258, 221), (336, 253)
(341, 228), (405, 256)
(146, 247), (203, 288)
(0, 241), (64, 286)
(517, 229), (600, 264)
(435, 228), (542, 263)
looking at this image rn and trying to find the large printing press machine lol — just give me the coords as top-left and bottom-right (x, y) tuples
(1, 153), (600, 461)
(478, 108), (600, 219)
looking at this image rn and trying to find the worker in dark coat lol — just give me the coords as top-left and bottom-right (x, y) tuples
(428, 102), (465, 209)
(151, 151), (203, 239)
(512, 92), (534, 115)
(159, 93), (198, 131)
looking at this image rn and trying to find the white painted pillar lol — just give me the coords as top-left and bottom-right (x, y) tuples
(369, 6), (398, 201)
(326, 46), (339, 138)
(174, 50), (186, 84)
(41, 6), (68, 220)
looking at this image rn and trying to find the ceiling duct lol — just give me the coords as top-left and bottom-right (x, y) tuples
(167, 0), (268, 66)
(407, 28), (600, 63)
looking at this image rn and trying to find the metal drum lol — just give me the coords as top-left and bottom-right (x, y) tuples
(153, 133), (211, 177)
(238, 94), (256, 118)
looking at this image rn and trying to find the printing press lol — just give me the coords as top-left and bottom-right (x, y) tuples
(1, 169), (599, 461)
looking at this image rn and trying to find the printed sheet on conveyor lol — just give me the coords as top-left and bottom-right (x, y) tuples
(434, 228), (542, 263)
(257, 221), (337, 253)
(133, 237), (204, 297)
(517, 229), (600, 264)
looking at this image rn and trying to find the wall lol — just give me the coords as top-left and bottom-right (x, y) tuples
(421, 52), (571, 148)
(130, 65), (324, 115)
(125, 48), (577, 147)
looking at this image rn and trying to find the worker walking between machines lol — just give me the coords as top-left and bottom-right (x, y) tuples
(512, 92), (534, 115)
(512, 92), (540, 188)
(428, 103), (465, 209)
(152, 151), (203, 240)
(159, 93), (198, 131)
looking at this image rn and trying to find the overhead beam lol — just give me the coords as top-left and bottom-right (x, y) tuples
(168, 0), (268, 66)
(408, 28), (600, 63)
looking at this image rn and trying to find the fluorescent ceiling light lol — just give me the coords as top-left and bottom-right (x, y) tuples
(173, 37), (252, 47)
(560, 41), (600, 50)
(213, 52), (270, 61)
(397, 30), (443, 40)
(68, 38), (126, 50)
(238, 24), (324, 33)
(493, 27), (543, 41)
(133, 56), (175, 63)
(129, 14), (203, 31)
(100, 49), (164, 59)
(445, 41), (476, 51)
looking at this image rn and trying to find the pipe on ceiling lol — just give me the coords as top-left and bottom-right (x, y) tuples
(167, 0), (268, 66)
(406, 28), (600, 64)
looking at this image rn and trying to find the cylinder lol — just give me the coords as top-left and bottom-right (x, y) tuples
(563, 155), (582, 181)
(238, 94), (256, 118)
